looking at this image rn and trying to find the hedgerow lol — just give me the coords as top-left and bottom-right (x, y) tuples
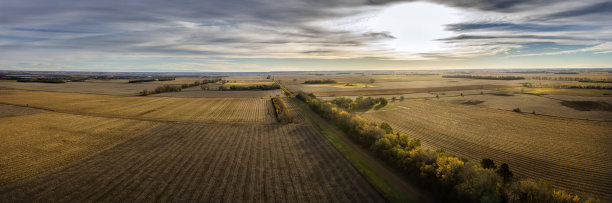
(296, 91), (599, 203)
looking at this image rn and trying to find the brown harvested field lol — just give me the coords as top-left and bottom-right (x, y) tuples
(0, 104), (44, 117)
(311, 84), (507, 97)
(0, 80), (161, 96)
(152, 86), (282, 98)
(360, 99), (612, 201)
(281, 97), (309, 123)
(0, 90), (276, 123)
(0, 123), (384, 202)
(0, 111), (158, 187)
(437, 93), (612, 121)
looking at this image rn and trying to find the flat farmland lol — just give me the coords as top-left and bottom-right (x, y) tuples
(0, 80), (161, 96)
(361, 100), (612, 200)
(0, 90), (276, 123)
(0, 111), (158, 187)
(0, 123), (384, 202)
(152, 87), (282, 98)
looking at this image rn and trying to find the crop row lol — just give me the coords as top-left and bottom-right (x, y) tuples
(0, 123), (383, 202)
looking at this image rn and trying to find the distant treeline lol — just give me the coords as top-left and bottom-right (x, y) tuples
(296, 91), (598, 202)
(228, 83), (280, 90)
(16, 78), (66, 83)
(443, 75), (525, 80)
(505, 71), (548, 74)
(530, 76), (611, 83)
(304, 79), (337, 84)
(140, 85), (182, 96)
(554, 71), (579, 75)
(522, 82), (612, 90)
(330, 96), (387, 110)
(128, 77), (175, 83)
(140, 79), (221, 96)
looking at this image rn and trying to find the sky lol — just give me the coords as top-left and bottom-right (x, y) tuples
(1, 0), (611, 72)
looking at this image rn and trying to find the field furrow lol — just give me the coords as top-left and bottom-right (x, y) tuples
(362, 99), (612, 201)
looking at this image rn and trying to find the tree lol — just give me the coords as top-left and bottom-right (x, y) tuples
(497, 163), (513, 183)
(378, 97), (388, 106)
(379, 122), (393, 134)
(391, 97), (397, 102)
(481, 158), (496, 169)
(369, 78), (375, 83)
(400, 96), (405, 101)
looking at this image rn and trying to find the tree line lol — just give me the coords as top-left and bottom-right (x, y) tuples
(228, 83), (280, 90)
(271, 96), (292, 123)
(330, 96), (388, 110)
(16, 78), (66, 83)
(296, 91), (599, 203)
(521, 82), (612, 90)
(443, 75), (525, 80)
(128, 77), (176, 83)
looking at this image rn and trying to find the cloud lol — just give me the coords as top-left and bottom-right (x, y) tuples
(0, 0), (610, 70)
(515, 42), (612, 56)
(543, 1), (612, 19)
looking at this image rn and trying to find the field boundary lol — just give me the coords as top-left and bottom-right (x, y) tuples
(290, 98), (431, 203)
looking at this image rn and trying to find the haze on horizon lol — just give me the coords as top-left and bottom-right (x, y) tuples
(1, 0), (611, 72)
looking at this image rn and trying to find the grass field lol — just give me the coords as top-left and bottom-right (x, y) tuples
(0, 90), (276, 123)
(361, 99), (612, 201)
(0, 123), (384, 202)
(0, 111), (158, 187)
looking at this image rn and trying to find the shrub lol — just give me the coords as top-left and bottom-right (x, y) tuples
(481, 158), (496, 169)
(379, 122), (393, 134)
(496, 163), (513, 184)
(512, 108), (521, 113)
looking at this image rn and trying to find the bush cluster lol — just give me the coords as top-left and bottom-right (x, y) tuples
(296, 91), (599, 203)
(330, 96), (387, 110)
(271, 96), (292, 123)
(443, 75), (525, 80)
(304, 79), (337, 84)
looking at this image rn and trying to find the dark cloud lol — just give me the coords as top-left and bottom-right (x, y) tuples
(544, 1), (612, 19)
(0, 0), (611, 68)
(445, 23), (597, 32)
(363, 32), (396, 39)
(438, 34), (579, 41)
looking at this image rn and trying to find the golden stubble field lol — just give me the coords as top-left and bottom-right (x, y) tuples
(0, 88), (383, 201)
(0, 90), (276, 123)
(0, 111), (159, 187)
(0, 123), (384, 202)
(361, 99), (612, 200)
